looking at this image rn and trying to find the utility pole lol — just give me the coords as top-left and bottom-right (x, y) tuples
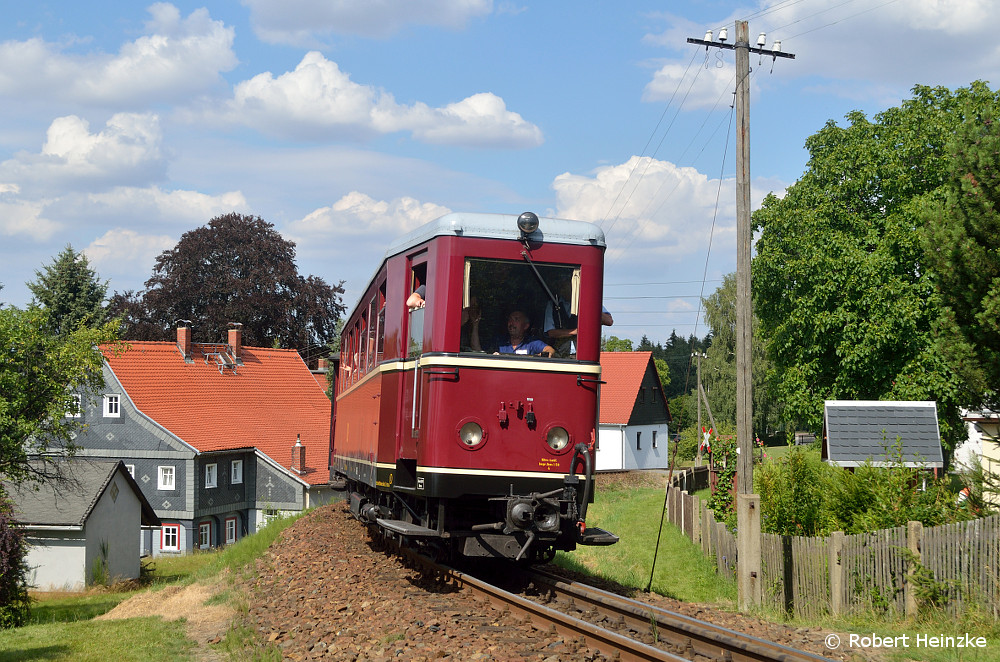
(687, 20), (793, 611)
(693, 351), (704, 466)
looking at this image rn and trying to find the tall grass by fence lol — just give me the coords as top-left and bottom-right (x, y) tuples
(665, 467), (999, 619)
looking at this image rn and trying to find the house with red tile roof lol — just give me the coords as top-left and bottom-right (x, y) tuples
(71, 324), (336, 556)
(598, 351), (672, 471)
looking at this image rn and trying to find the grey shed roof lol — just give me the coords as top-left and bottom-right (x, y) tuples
(822, 400), (944, 468)
(4, 458), (160, 528)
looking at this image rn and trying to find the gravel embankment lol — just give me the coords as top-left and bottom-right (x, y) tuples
(247, 503), (874, 661)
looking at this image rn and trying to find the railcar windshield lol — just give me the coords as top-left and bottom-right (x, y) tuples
(462, 258), (580, 358)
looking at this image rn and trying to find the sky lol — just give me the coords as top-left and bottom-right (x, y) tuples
(0, 0), (997, 346)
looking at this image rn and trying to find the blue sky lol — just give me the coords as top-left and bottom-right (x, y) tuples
(1, 1), (997, 345)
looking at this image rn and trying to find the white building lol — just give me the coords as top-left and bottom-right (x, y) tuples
(596, 351), (671, 471)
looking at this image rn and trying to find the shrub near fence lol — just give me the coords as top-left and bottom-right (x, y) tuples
(665, 469), (1000, 619)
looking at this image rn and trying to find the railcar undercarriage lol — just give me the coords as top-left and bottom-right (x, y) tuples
(342, 446), (618, 562)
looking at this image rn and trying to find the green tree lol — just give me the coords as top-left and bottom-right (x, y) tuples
(0, 306), (121, 485)
(27, 245), (107, 337)
(919, 108), (1000, 409)
(701, 273), (781, 437)
(752, 83), (999, 452)
(107, 213), (345, 355)
(601, 335), (633, 352)
(653, 357), (671, 392)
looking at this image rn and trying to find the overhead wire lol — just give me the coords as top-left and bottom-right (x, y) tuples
(600, 49), (704, 237)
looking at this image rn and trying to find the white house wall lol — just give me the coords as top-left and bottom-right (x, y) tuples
(84, 473), (143, 583)
(597, 425), (626, 471)
(623, 423), (670, 471)
(25, 532), (87, 591)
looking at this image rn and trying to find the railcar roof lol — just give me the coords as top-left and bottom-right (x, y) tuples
(384, 212), (606, 260)
(346, 212), (605, 317)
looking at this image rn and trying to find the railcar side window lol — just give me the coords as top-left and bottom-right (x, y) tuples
(366, 296), (378, 372)
(376, 283), (386, 363)
(462, 259), (580, 358)
(408, 308), (424, 357)
(408, 262), (427, 358)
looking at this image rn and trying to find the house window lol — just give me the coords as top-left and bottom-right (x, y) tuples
(205, 463), (217, 489)
(198, 522), (211, 549)
(125, 464), (135, 477)
(638, 388), (645, 404)
(66, 393), (82, 418)
(636, 431), (642, 451)
(225, 517), (237, 544)
(652, 431), (658, 448)
(231, 459), (243, 484)
(158, 465), (175, 490)
(103, 394), (121, 418)
(161, 524), (180, 551)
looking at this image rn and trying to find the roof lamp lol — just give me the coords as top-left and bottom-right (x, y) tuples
(517, 211), (539, 235)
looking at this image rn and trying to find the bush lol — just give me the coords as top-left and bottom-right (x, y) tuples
(0, 494), (31, 628)
(753, 439), (976, 537)
(755, 446), (832, 536)
(674, 427), (700, 461)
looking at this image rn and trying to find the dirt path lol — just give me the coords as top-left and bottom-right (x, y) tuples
(96, 580), (234, 660)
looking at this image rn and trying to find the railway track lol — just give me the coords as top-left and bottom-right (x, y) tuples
(398, 546), (829, 662)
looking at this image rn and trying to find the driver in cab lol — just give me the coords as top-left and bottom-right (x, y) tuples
(493, 310), (555, 357)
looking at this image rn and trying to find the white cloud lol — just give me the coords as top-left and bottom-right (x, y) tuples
(643, 61), (734, 110)
(0, 4), (236, 107)
(222, 51), (542, 147)
(554, 155), (735, 260)
(0, 198), (60, 240)
(288, 191), (451, 245)
(84, 228), (176, 280)
(0, 113), (166, 196)
(410, 93), (543, 148)
(642, 1), (1000, 109)
(243, 0), (493, 44)
(83, 187), (249, 224)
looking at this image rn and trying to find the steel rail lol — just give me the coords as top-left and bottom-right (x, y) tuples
(394, 543), (825, 662)
(395, 546), (684, 661)
(527, 567), (829, 662)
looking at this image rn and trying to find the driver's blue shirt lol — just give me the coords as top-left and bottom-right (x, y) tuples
(494, 335), (550, 355)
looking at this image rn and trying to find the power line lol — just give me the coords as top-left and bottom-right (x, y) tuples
(605, 279), (723, 286)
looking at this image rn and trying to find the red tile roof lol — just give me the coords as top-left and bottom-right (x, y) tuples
(599, 351), (655, 424)
(103, 341), (331, 485)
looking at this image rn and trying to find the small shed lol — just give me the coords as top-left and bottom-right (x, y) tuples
(6, 459), (160, 591)
(822, 400), (944, 469)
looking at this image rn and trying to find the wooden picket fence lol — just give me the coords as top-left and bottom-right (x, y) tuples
(664, 468), (1000, 619)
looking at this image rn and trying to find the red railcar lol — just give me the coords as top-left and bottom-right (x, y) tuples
(331, 212), (617, 561)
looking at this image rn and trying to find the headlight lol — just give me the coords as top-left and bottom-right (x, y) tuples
(546, 426), (569, 452)
(459, 421), (485, 448)
(517, 211), (539, 234)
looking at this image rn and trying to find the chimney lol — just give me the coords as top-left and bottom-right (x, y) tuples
(177, 323), (192, 359)
(228, 322), (242, 359)
(317, 358), (329, 372)
(291, 434), (306, 474)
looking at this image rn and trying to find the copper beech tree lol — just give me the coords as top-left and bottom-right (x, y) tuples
(109, 213), (345, 356)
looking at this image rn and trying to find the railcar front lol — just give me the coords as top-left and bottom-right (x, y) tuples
(333, 212), (618, 562)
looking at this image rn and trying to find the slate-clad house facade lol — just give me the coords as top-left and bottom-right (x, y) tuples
(597, 351), (672, 471)
(822, 400), (945, 470)
(72, 325), (336, 555)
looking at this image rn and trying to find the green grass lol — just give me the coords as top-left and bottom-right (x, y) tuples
(0, 617), (194, 661)
(555, 475), (737, 605)
(0, 511), (307, 661)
